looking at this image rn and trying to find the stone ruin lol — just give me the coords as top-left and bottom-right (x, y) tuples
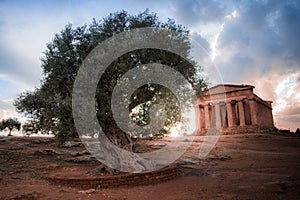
(195, 84), (276, 134)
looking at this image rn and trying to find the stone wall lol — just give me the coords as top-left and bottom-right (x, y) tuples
(45, 165), (178, 189)
(254, 99), (274, 127)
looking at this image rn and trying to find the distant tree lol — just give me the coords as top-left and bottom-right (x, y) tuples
(14, 9), (207, 147)
(296, 128), (300, 136)
(0, 122), (3, 132)
(0, 118), (21, 136)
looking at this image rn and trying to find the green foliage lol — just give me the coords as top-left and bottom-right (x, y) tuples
(14, 9), (207, 145)
(0, 118), (21, 136)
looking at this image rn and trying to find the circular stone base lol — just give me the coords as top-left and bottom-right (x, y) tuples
(45, 165), (178, 189)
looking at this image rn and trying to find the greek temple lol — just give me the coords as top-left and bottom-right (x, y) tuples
(195, 84), (275, 134)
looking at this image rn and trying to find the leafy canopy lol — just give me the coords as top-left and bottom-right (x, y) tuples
(14, 10), (207, 144)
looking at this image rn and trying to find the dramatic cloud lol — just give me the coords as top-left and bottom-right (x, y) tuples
(212, 0), (300, 130)
(216, 1), (300, 76)
(172, 0), (228, 26)
(190, 32), (211, 53)
(273, 73), (300, 130)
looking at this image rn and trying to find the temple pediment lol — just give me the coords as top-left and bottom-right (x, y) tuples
(204, 84), (255, 96)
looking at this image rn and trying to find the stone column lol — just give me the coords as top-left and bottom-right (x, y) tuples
(231, 101), (238, 125)
(226, 101), (234, 127)
(204, 104), (210, 129)
(215, 103), (221, 128)
(238, 100), (246, 126)
(195, 105), (201, 132)
(249, 99), (257, 125)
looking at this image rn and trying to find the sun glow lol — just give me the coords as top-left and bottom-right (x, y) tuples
(169, 125), (180, 137)
(168, 109), (196, 137)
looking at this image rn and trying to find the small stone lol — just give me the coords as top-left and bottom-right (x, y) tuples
(148, 142), (166, 147)
(63, 141), (82, 148)
(181, 158), (199, 164)
(207, 154), (231, 161)
(207, 155), (217, 160)
(64, 155), (95, 163)
(78, 189), (96, 194)
(0, 137), (11, 142)
(57, 188), (67, 193)
(34, 149), (58, 155)
(219, 155), (231, 161)
(70, 150), (90, 157)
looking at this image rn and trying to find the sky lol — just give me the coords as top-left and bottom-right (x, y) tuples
(0, 0), (299, 131)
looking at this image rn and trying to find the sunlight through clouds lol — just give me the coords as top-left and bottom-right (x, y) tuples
(211, 10), (238, 61)
(274, 73), (298, 113)
(275, 73), (298, 99)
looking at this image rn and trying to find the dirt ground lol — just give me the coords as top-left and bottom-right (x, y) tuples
(0, 133), (300, 200)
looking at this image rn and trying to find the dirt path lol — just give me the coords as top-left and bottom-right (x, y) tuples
(0, 133), (300, 199)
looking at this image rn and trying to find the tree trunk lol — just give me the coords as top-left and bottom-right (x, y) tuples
(7, 129), (12, 136)
(93, 129), (155, 173)
(105, 129), (134, 152)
